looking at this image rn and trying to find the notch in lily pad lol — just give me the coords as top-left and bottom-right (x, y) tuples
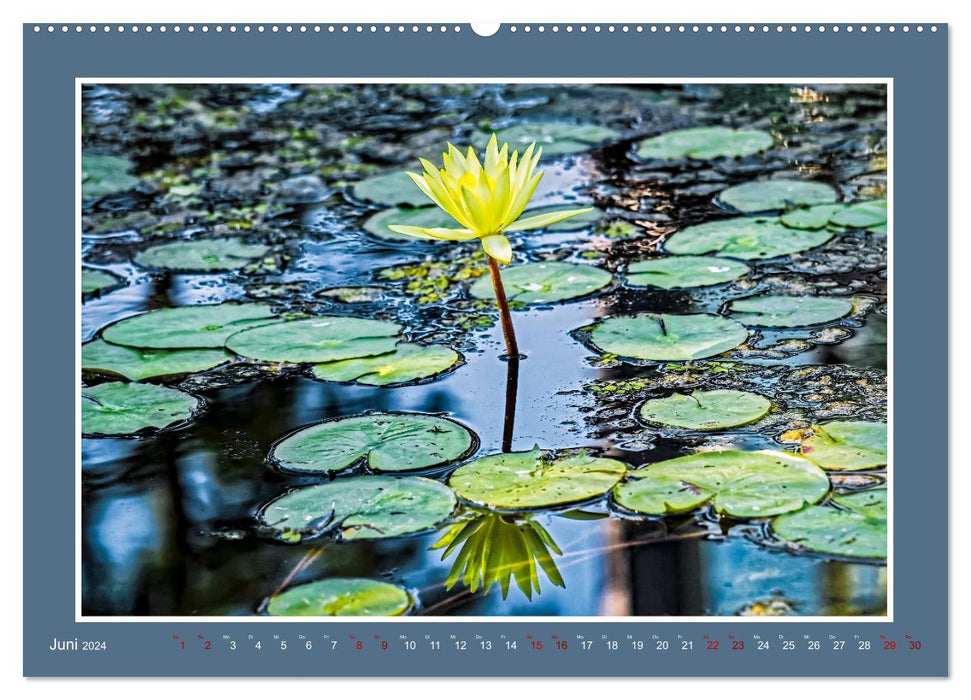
(635, 126), (774, 161)
(269, 412), (477, 474)
(639, 389), (771, 431)
(82, 381), (202, 437)
(770, 488), (886, 560)
(134, 237), (271, 272)
(265, 578), (413, 617)
(311, 342), (461, 386)
(468, 261), (613, 304)
(585, 313), (749, 362)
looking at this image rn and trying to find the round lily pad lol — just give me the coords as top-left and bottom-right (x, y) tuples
(717, 179), (838, 214)
(780, 203), (846, 230)
(469, 262), (612, 304)
(799, 421), (887, 471)
(626, 256), (749, 289)
(260, 476), (457, 541)
(639, 390), (771, 430)
(613, 450), (830, 518)
(102, 303), (278, 349)
(269, 412), (476, 474)
(350, 170), (432, 208)
(829, 199), (887, 229)
(363, 206), (456, 242)
(134, 238), (271, 272)
(635, 126), (774, 160)
(266, 578), (412, 617)
(82, 339), (232, 381)
(82, 381), (201, 436)
(449, 447), (628, 511)
(664, 217), (833, 260)
(227, 316), (401, 364)
(491, 122), (621, 156)
(771, 489), (886, 559)
(82, 154), (140, 199)
(588, 313), (749, 361)
(728, 295), (853, 327)
(311, 343), (460, 386)
(82, 268), (124, 296)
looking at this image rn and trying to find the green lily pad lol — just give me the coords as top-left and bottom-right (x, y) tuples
(82, 154), (141, 199)
(491, 122), (621, 156)
(771, 489), (886, 559)
(269, 412), (475, 474)
(82, 268), (124, 296)
(799, 421), (887, 471)
(350, 170), (432, 208)
(613, 450), (830, 518)
(728, 295), (853, 327)
(226, 316), (400, 364)
(469, 262), (612, 304)
(717, 179), (838, 214)
(363, 206), (456, 242)
(639, 390), (771, 430)
(266, 578), (412, 617)
(780, 204), (846, 230)
(829, 199), (887, 229)
(588, 313), (749, 361)
(635, 126), (774, 160)
(311, 343), (460, 386)
(82, 381), (201, 436)
(82, 339), (232, 381)
(261, 476), (456, 541)
(134, 238), (271, 272)
(664, 217), (833, 260)
(626, 256), (749, 289)
(448, 447), (628, 511)
(102, 303), (278, 349)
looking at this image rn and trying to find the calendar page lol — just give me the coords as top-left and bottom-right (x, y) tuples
(22, 21), (947, 677)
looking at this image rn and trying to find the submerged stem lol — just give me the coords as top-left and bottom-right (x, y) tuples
(488, 257), (520, 359)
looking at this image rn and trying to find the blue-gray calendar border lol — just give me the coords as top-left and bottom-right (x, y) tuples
(23, 23), (948, 677)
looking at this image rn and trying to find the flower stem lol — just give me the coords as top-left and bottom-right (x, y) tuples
(488, 257), (520, 359)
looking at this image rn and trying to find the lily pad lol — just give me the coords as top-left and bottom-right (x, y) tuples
(717, 179), (838, 214)
(664, 217), (833, 260)
(799, 421), (887, 470)
(771, 489), (886, 559)
(81, 268), (124, 297)
(269, 412), (475, 474)
(82, 381), (201, 436)
(363, 206), (456, 242)
(728, 295), (853, 328)
(448, 447), (628, 511)
(491, 122), (621, 156)
(311, 343), (460, 386)
(350, 170), (432, 208)
(780, 204), (846, 230)
(613, 450), (830, 518)
(639, 390), (771, 430)
(829, 199), (887, 229)
(469, 262), (612, 304)
(102, 303), (278, 349)
(260, 476), (456, 541)
(266, 578), (412, 617)
(635, 126), (774, 160)
(82, 154), (140, 199)
(226, 316), (400, 363)
(82, 339), (232, 381)
(626, 256), (749, 289)
(134, 238), (271, 272)
(588, 313), (749, 361)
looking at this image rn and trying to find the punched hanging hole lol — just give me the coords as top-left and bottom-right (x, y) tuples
(471, 23), (501, 37)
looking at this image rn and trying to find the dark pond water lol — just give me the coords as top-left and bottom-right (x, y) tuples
(81, 82), (887, 616)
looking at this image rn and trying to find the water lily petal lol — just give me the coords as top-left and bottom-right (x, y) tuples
(504, 207), (595, 233)
(388, 225), (478, 241)
(481, 234), (513, 264)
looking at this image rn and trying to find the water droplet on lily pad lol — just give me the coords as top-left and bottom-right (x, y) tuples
(639, 389), (771, 430)
(449, 447), (628, 511)
(728, 295), (853, 327)
(134, 237), (271, 272)
(613, 450), (830, 518)
(102, 303), (278, 349)
(269, 412), (476, 474)
(587, 313), (749, 361)
(635, 126), (774, 160)
(82, 154), (140, 199)
(226, 316), (401, 363)
(350, 170), (432, 208)
(771, 488), (886, 559)
(664, 217), (833, 260)
(469, 261), (612, 304)
(82, 381), (201, 436)
(82, 339), (232, 381)
(717, 179), (838, 214)
(266, 578), (412, 616)
(490, 122), (621, 156)
(311, 342), (461, 386)
(626, 256), (749, 289)
(260, 476), (456, 541)
(798, 420), (887, 470)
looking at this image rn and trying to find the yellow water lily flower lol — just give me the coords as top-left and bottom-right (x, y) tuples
(389, 133), (593, 264)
